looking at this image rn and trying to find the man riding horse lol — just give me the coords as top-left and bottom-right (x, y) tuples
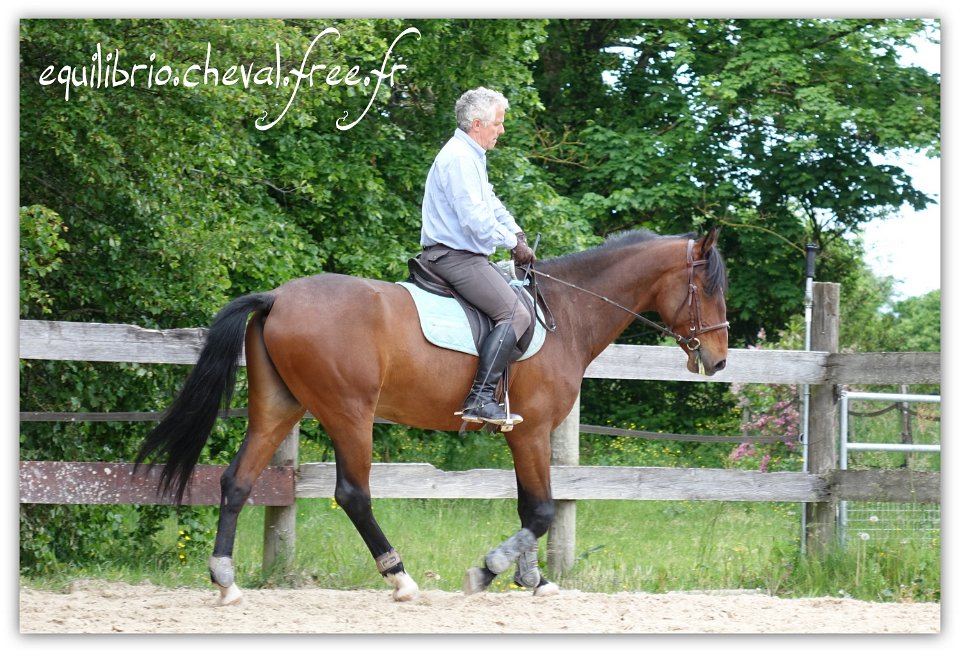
(136, 89), (730, 606)
(417, 87), (537, 426)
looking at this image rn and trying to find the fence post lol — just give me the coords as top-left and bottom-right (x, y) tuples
(547, 392), (580, 573)
(805, 282), (840, 554)
(262, 423), (299, 574)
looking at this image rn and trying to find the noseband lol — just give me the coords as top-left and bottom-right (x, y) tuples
(678, 239), (729, 351)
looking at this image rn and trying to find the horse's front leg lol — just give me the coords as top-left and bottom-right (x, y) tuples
(511, 484), (560, 597)
(463, 429), (559, 596)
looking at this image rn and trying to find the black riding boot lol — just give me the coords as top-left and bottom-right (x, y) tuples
(460, 323), (523, 425)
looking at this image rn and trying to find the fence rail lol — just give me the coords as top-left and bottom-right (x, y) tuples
(20, 319), (940, 384)
(18, 460), (939, 505)
(19, 461), (294, 506)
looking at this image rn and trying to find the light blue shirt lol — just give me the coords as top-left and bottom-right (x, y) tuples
(421, 129), (521, 255)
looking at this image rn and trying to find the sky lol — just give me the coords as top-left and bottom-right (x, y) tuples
(862, 152), (940, 299)
(860, 28), (941, 300)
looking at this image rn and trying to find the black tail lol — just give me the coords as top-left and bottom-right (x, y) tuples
(135, 292), (276, 503)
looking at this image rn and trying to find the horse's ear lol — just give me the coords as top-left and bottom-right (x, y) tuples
(698, 226), (721, 257)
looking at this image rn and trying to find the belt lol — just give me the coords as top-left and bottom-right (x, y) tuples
(422, 244), (484, 256)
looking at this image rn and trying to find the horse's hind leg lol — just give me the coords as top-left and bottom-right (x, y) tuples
(209, 314), (305, 606)
(322, 414), (419, 602)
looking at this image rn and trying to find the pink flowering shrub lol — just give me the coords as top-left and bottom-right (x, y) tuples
(728, 331), (803, 472)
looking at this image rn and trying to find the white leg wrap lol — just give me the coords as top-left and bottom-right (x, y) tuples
(209, 556), (243, 606)
(209, 555), (236, 587)
(385, 571), (419, 602)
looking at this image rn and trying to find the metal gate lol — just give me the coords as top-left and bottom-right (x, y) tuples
(838, 390), (941, 544)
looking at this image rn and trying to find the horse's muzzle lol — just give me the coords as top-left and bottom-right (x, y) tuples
(688, 351), (726, 376)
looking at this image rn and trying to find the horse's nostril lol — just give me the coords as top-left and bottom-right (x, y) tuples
(714, 359), (726, 371)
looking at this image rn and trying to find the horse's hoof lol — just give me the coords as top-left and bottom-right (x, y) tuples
(216, 582), (243, 606)
(533, 580), (560, 597)
(462, 566), (496, 595)
(386, 571), (419, 602)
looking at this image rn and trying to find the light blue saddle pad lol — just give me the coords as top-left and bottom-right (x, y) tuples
(397, 281), (546, 361)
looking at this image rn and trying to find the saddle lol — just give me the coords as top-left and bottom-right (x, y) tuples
(401, 256), (546, 361)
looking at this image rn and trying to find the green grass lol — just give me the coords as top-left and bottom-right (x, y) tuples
(22, 497), (939, 603)
(20, 388), (940, 602)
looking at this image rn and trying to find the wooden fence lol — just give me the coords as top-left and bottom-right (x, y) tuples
(19, 282), (941, 572)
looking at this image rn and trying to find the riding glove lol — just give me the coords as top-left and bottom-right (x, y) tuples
(512, 231), (536, 265)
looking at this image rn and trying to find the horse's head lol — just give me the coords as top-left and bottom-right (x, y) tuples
(658, 227), (729, 376)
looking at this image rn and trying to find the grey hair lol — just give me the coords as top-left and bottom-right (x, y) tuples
(455, 87), (509, 132)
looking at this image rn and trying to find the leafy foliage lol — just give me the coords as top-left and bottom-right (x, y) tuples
(20, 205), (70, 317)
(885, 290), (941, 353)
(532, 18), (939, 342)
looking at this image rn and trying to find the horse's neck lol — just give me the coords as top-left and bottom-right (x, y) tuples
(541, 239), (678, 364)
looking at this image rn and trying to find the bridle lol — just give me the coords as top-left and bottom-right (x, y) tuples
(677, 238), (730, 351)
(526, 239), (728, 351)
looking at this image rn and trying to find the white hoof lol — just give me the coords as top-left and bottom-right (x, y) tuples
(386, 571), (419, 602)
(216, 582), (243, 606)
(533, 581), (560, 597)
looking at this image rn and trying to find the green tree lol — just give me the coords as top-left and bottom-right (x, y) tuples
(537, 19), (939, 444)
(531, 18), (939, 344)
(886, 290), (940, 353)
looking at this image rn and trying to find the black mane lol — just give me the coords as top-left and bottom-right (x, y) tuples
(541, 229), (727, 296)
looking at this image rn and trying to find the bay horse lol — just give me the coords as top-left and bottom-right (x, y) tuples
(135, 227), (728, 605)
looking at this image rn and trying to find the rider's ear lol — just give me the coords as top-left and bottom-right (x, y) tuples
(698, 226), (720, 257)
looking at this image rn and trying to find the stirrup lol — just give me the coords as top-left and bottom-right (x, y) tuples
(455, 403), (524, 432)
(483, 412), (524, 432)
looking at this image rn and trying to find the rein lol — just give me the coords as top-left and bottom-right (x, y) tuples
(527, 239), (728, 351)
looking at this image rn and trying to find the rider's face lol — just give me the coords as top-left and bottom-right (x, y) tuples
(470, 108), (506, 151)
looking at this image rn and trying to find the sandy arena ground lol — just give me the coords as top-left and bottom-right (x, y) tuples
(18, 579), (940, 635)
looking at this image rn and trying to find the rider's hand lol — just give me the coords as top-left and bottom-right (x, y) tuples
(512, 232), (536, 266)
